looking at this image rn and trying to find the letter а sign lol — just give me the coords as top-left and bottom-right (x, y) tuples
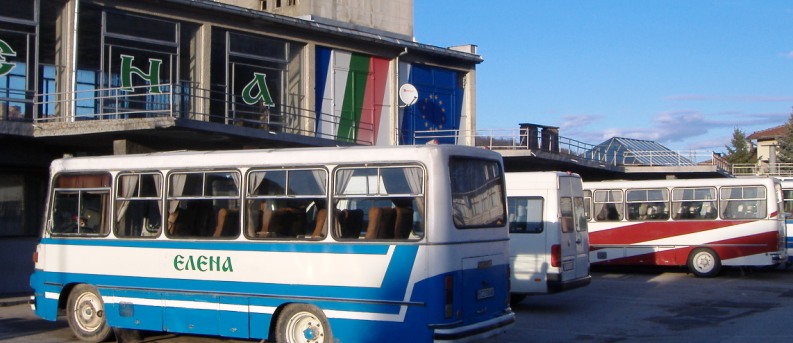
(241, 73), (275, 107)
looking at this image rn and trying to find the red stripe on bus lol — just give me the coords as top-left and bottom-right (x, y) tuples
(593, 231), (779, 266)
(589, 220), (756, 245)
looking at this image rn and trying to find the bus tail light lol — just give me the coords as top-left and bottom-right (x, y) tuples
(551, 244), (561, 267)
(32, 251), (38, 264)
(444, 275), (454, 318)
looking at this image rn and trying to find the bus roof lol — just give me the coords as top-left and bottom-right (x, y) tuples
(50, 145), (502, 173)
(583, 177), (780, 190)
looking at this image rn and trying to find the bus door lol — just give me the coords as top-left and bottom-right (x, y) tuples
(559, 176), (589, 282)
(782, 187), (793, 263)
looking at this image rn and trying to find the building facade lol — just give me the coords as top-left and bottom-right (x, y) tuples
(0, 0), (481, 294)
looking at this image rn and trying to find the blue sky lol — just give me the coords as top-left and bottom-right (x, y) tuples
(414, 1), (793, 152)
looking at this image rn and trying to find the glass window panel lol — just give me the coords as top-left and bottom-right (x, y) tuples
(105, 11), (177, 43)
(287, 170), (326, 196)
(139, 174), (161, 197)
(338, 168), (378, 196)
(449, 158), (506, 228)
(206, 172), (239, 197)
(178, 173), (204, 197)
(249, 170), (287, 196)
(508, 197), (543, 234)
(229, 32), (287, 61)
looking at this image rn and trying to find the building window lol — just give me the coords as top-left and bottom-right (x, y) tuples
(210, 29), (304, 132)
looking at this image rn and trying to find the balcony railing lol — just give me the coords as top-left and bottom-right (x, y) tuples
(27, 82), (375, 145)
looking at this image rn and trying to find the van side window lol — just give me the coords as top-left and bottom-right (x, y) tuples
(51, 173), (112, 236)
(507, 197), (543, 233)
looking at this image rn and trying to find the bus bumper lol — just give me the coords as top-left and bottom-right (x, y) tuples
(433, 312), (515, 343)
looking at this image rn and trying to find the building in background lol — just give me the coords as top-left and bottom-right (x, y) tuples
(0, 0), (481, 294)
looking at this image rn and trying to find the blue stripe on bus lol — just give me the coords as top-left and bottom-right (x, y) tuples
(39, 237), (391, 254)
(34, 244), (419, 311)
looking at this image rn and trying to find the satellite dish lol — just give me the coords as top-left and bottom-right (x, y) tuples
(399, 83), (418, 107)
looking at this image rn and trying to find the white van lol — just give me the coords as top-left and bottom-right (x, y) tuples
(506, 172), (591, 303)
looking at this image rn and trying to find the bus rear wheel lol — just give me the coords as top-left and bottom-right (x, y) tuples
(687, 248), (721, 278)
(275, 304), (332, 343)
(66, 284), (113, 342)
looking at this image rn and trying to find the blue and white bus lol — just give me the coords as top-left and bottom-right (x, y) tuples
(29, 145), (514, 343)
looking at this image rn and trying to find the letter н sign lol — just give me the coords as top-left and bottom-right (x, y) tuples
(120, 54), (163, 94)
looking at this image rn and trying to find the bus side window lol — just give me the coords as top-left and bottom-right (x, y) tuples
(116, 173), (163, 238)
(167, 171), (241, 239)
(246, 169), (328, 240)
(595, 203), (620, 221)
(51, 173), (111, 236)
(333, 166), (425, 240)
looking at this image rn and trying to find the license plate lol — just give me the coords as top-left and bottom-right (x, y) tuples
(563, 261), (574, 271)
(477, 287), (494, 300)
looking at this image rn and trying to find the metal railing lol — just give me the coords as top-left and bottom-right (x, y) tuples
(415, 128), (732, 171)
(731, 163), (793, 177)
(28, 81), (376, 145)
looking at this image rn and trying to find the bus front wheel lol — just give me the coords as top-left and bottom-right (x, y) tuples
(275, 303), (332, 343)
(687, 248), (721, 278)
(66, 284), (113, 342)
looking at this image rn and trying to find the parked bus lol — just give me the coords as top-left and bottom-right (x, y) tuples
(506, 172), (591, 303)
(583, 177), (786, 277)
(29, 145), (514, 343)
(776, 177), (793, 264)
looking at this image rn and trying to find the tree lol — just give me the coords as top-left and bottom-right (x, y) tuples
(776, 110), (793, 163)
(724, 128), (755, 164)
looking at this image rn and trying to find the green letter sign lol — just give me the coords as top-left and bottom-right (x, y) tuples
(241, 72), (275, 107)
(120, 55), (162, 94)
(0, 39), (17, 76)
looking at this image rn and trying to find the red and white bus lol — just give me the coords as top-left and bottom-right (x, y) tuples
(582, 177), (787, 277)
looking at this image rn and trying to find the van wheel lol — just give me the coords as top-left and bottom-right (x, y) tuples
(275, 304), (332, 343)
(66, 284), (113, 342)
(687, 248), (721, 278)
